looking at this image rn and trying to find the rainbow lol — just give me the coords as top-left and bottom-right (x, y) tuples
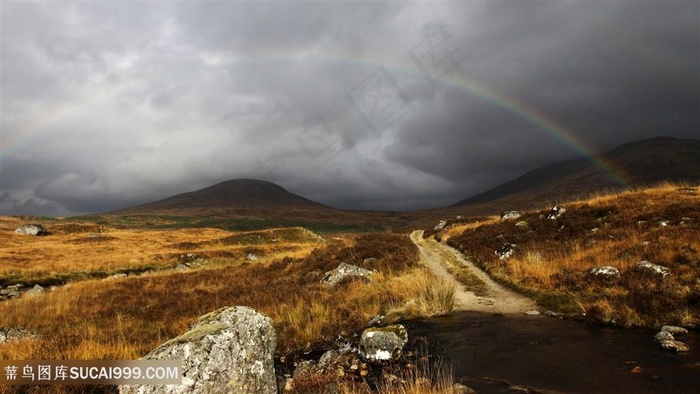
(1, 51), (629, 187)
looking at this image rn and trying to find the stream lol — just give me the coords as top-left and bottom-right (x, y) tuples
(405, 312), (700, 393)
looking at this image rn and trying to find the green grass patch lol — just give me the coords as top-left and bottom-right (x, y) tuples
(76, 215), (385, 234)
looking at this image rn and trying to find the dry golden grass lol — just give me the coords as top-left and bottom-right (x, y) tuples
(445, 184), (700, 327)
(0, 231), (454, 394)
(0, 216), (324, 285)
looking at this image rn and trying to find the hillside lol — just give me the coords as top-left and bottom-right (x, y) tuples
(117, 179), (327, 213)
(451, 137), (700, 213)
(435, 184), (700, 327)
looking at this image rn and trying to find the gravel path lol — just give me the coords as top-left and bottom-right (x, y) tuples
(410, 230), (538, 314)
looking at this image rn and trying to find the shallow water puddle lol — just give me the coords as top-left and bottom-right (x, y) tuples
(405, 312), (699, 394)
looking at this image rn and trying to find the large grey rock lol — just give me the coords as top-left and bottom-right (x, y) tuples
(321, 263), (374, 287)
(636, 260), (669, 278)
(358, 325), (408, 364)
(15, 223), (49, 236)
(119, 306), (276, 394)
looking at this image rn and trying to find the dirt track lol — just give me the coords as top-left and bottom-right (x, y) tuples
(410, 230), (538, 314)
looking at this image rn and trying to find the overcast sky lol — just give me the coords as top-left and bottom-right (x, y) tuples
(1, 1), (698, 216)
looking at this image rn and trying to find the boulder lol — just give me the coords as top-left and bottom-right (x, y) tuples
(524, 310), (541, 316)
(636, 260), (669, 278)
(547, 206), (566, 220)
(661, 325), (688, 335)
(321, 263), (374, 287)
(23, 284), (45, 297)
(589, 266), (621, 279)
(0, 327), (35, 343)
(495, 243), (516, 260)
(434, 220), (447, 231)
(246, 253), (259, 261)
(515, 221), (529, 228)
(119, 306), (276, 394)
(15, 223), (49, 236)
(453, 383), (477, 394)
(500, 211), (522, 221)
(660, 340), (690, 352)
(654, 331), (674, 343)
(358, 325), (408, 364)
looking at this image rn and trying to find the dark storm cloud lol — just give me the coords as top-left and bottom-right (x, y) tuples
(1, 1), (698, 215)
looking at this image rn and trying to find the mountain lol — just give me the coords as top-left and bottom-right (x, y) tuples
(115, 179), (333, 217)
(112, 179), (405, 226)
(450, 137), (700, 212)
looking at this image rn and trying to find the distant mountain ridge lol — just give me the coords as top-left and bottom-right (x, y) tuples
(114, 179), (334, 217)
(451, 136), (700, 210)
(113, 137), (699, 225)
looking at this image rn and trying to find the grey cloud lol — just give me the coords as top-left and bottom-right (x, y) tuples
(1, 1), (697, 215)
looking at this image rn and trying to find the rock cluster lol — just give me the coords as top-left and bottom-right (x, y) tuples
(654, 325), (690, 352)
(15, 223), (49, 236)
(0, 284), (23, 300)
(120, 306), (277, 394)
(321, 263), (374, 287)
(283, 324), (414, 392)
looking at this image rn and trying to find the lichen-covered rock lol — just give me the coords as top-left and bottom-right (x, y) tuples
(358, 325), (408, 364)
(636, 260), (670, 278)
(500, 211), (522, 221)
(321, 263), (374, 287)
(495, 243), (516, 260)
(15, 223), (49, 236)
(661, 325), (688, 335)
(589, 266), (620, 278)
(119, 306), (276, 394)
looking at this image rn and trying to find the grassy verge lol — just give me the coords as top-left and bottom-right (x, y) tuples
(444, 184), (700, 327)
